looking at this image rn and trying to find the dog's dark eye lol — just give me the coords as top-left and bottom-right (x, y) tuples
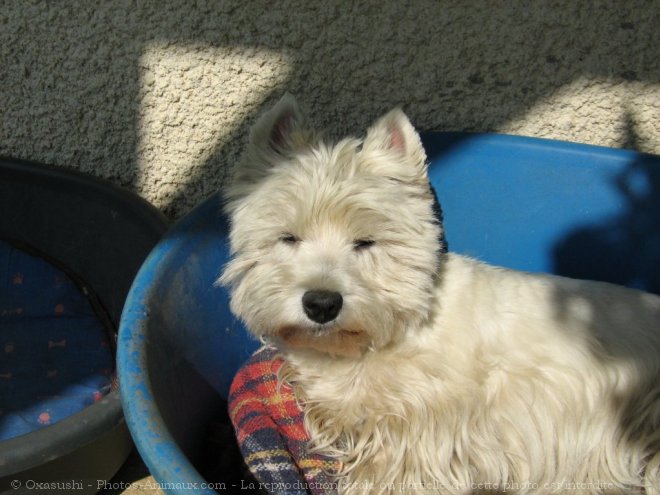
(353, 239), (375, 251)
(280, 233), (300, 245)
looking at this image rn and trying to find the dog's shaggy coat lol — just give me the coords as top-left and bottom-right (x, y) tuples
(220, 95), (660, 494)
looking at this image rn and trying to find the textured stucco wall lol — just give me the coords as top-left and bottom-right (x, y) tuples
(1, 1), (659, 218)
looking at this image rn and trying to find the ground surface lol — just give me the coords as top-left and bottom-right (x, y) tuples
(100, 450), (162, 495)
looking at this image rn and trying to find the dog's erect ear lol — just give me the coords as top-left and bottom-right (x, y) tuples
(249, 93), (311, 156)
(224, 94), (313, 209)
(362, 108), (428, 182)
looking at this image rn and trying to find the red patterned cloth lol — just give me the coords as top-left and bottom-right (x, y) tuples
(229, 346), (340, 495)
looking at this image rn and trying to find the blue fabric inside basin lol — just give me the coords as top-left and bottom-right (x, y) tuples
(0, 239), (114, 441)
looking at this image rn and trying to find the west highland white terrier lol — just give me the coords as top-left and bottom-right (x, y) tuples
(219, 95), (660, 494)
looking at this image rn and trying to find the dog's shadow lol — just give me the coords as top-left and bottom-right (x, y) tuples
(549, 119), (660, 460)
(553, 112), (660, 335)
(552, 155), (660, 297)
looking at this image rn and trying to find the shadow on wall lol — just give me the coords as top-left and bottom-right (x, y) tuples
(0, 1), (659, 218)
(553, 112), (660, 295)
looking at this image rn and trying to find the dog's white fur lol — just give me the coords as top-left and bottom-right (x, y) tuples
(220, 95), (660, 494)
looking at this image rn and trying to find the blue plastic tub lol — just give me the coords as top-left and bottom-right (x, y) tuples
(117, 133), (660, 494)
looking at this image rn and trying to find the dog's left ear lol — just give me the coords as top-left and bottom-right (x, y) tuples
(362, 108), (428, 182)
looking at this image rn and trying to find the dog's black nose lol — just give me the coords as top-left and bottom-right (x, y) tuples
(302, 290), (343, 324)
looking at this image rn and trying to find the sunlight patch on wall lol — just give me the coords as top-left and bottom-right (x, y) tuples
(497, 77), (660, 154)
(136, 42), (292, 214)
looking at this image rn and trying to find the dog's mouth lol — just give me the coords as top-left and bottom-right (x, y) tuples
(276, 325), (369, 358)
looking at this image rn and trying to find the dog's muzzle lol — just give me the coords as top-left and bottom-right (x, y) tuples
(302, 290), (343, 324)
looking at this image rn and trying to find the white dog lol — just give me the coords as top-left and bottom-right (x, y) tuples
(220, 95), (660, 494)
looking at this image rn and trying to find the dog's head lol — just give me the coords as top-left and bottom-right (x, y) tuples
(219, 95), (443, 358)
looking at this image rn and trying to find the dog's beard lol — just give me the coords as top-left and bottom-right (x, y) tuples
(276, 323), (371, 358)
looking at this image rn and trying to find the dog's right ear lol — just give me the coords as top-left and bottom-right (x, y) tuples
(249, 93), (311, 157)
(223, 94), (312, 210)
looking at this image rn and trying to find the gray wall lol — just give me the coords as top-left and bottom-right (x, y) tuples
(1, 1), (659, 218)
